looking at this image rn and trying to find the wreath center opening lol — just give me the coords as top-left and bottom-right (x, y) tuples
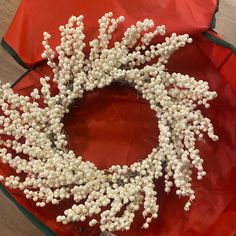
(63, 82), (159, 169)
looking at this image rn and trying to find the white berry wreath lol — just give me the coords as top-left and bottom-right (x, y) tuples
(0, 12), (218, 232)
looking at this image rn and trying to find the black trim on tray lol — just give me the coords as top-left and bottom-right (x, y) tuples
(11, 69), (32, 88)
(203, 31), (236, 54)
(204, 0), (236, 54)
(210, 0), (219, 30)
(1, 38), (29, 69)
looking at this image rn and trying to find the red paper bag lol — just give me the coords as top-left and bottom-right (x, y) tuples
(1, 0), (236, 236)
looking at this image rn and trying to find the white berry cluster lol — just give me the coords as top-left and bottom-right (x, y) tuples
(0, 12), (218, 232)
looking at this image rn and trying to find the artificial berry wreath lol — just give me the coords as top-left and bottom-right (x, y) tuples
(0, 12), (218, 232)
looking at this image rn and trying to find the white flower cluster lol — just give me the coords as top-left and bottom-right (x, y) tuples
(0, 12), (218, 232)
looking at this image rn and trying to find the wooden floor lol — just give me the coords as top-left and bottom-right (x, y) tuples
(0, 0), (235, 235)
